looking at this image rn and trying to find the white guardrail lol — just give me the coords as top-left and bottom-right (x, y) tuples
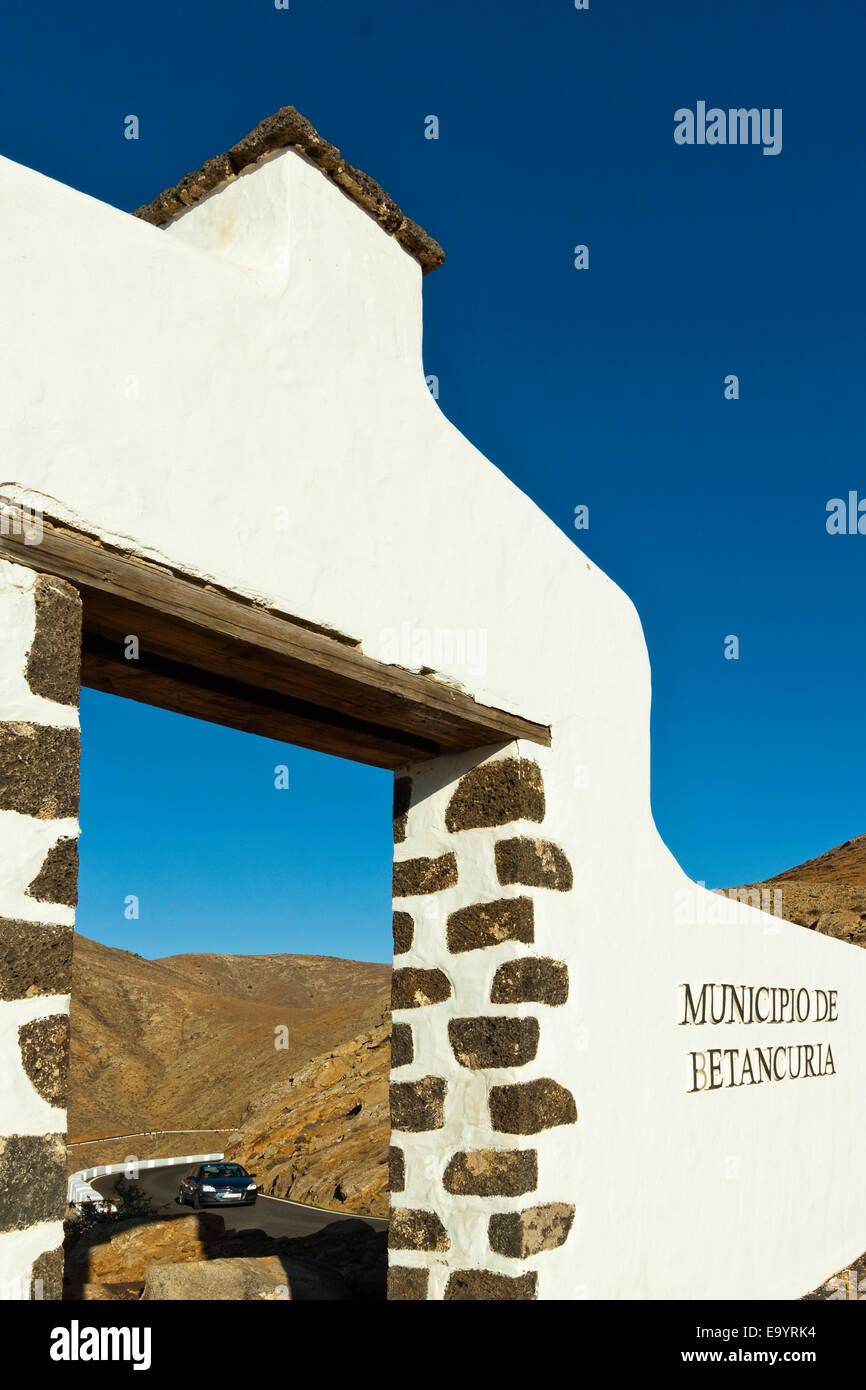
(67, 1153), (225, 1211)
(67, 1130), (234, 1148)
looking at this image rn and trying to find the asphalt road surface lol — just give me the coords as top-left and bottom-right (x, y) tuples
(92, 1165), (388, 1240)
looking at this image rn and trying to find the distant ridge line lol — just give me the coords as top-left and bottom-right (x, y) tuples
(767, 832), (866, 886)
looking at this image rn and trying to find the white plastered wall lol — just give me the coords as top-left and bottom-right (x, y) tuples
(0, 145), (863, 1298)
(0, 561), (74, 1296)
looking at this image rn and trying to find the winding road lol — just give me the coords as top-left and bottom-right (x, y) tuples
(92, 1164), (388, 1240)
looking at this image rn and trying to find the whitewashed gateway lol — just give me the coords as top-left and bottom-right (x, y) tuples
(0, 108), (864, 1302)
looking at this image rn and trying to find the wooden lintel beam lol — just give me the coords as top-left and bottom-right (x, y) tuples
(81, 639), (439, 770)
(0, 512), (551, 763)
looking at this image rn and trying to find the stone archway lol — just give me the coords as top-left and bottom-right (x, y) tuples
(2, 105), (866, 1302)
(0, 510), (561, 1302)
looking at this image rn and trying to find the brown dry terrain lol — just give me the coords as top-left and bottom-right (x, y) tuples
(69, 933), (390, 1205)
(729, 832), (866, 948)
(223, 1015), (390, 1217)
(765, 833), (866, 885)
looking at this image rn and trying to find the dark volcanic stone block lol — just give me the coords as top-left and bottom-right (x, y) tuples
(0, 724), (79, 820)
(389, 1208), (449, 1252)
(393, 853), (458, 897)
(26, 837), (79, 908)
(443, 1149), (538, 1198)
(392, 911), (414, 955)
(387, 1265), (429, 1300)
(445, 758), (545, 833)
(31, 1244), (64, 1301)
(391, 1022), (414, 1068)
(446, 897), (534, 953)
(390, 1076), (447, 1132)
(489, 1078), (578, 1134)
(392, 968), (451, 1010)
(494, 837), (573, 892)
(18, 1013), (69, 1107)
(0, 920), (72, 1002)
(388, 1146), (405, 1193)
(444, 1269), (538, 1300)
(488, 1202), (576, 1257)
(490, 957), (569, 1006)
(25, 576), (81, 707)
(393, 776), (412, 844)
(0, 1134), (66, 1232)
(448, 1016), (539, 1069)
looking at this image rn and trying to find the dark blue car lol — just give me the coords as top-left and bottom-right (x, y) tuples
(178, 1161), (259, 1208)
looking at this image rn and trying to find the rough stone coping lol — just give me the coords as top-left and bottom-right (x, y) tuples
(133, 105), (446, 275)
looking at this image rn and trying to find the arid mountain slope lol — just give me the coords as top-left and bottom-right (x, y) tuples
(224, 1015), (390, 1218)
(728, 833), (866, 946)
(765, 833), (866, 886)
(68, 934), (390, 1141)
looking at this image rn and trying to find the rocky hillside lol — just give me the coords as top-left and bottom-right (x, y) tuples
(729, 833), (866, 947)
(223, 1014), (390, 1218)
(69, 934), (390, 1143)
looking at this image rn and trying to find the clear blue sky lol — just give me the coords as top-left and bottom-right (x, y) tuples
(5, 1), (864, 962)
